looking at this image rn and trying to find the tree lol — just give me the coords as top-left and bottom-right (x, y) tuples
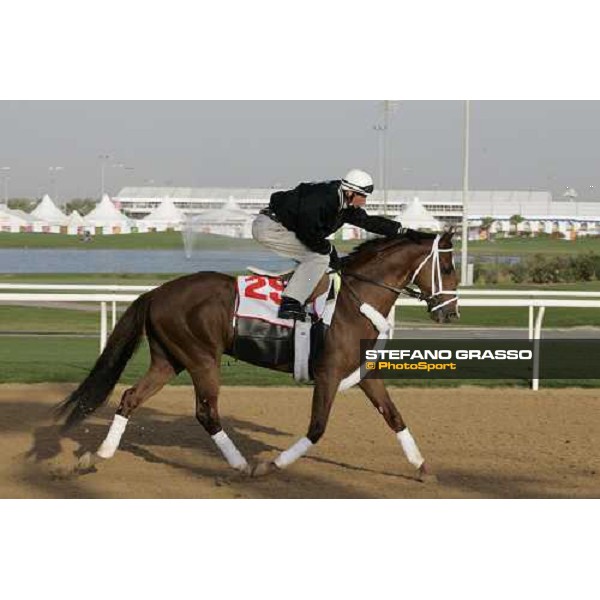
(7, 198), (37, 212)
(509, 214), (524, 236)
(480, 216), (495, 240)
(65, 198), (97, 216)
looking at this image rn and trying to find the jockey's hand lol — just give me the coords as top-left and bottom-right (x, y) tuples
(329, 246), (342, 271)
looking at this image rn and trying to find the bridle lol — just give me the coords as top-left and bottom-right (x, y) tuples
(341, 234), (459, 313)
(407, 234), (459, 312)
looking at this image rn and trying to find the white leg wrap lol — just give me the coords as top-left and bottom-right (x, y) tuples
(211, 430), (248, 471)
(397, 428), (425, 469)
(97, 414), (128, 459)
(359, 303), (391, 334)
(274, 436), (313, 469)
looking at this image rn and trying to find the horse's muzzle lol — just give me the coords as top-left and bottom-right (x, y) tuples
(431, 309), (459, 324)
(429, 297), (460, 324)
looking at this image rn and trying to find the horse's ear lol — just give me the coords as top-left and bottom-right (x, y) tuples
(440, 226), (455, 247)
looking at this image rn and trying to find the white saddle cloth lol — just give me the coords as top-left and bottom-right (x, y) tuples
(235, 274), (330, 328)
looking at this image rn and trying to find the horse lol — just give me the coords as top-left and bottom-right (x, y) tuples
(57, 229), (459, 480)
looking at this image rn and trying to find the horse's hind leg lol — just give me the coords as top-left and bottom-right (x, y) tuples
(358, 377), (435, 482)
(78, 350), (177, 469)
(189, 361), (249, 474)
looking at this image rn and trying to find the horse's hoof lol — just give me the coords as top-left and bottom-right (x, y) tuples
(76, 451), (102, 472)
(77, 452), (94, 470)
(237, 463), (252, 476)
(417, 464), (438, 484)
(251, 461), (279, 477)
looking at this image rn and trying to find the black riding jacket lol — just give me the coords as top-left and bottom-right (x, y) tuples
(268, 180), (401, 254)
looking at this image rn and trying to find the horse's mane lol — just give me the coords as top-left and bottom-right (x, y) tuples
(341, 230), (438, 268)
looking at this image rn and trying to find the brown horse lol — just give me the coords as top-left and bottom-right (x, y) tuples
(57, 229), (459, 480)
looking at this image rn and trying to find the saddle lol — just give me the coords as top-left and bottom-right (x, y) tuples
(231, 268), (339, 381)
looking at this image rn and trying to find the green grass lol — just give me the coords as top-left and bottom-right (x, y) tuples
(0, 336), (300, 386)
(2, 297), (600, 337)
(469, 280), (600, 291)
(456, 236), (600, 256)
(397, 305), (600, 328)
(0, 336), (597, 388)
(0, 231), (261, 251)
(0, 272), (177, 286)
(0, 306), (100, 333)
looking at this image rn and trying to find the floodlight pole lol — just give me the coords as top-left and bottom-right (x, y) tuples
(48, 166), (64, 203)
(383, 100), (390, 216)
(373, 124), (385, 214)
(460, 100), (471, 286)
(373, 101), (391, 217)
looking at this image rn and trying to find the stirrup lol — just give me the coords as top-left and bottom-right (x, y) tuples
(278, 298), (306, 321)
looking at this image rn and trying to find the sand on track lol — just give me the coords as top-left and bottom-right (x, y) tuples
(1, 383), (599, 499)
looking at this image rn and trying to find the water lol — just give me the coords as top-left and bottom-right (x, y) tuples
(0, 248), (521, 274)
(0, 249), (295, 274)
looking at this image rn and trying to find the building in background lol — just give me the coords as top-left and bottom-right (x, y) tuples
(115, 186), (600, 239)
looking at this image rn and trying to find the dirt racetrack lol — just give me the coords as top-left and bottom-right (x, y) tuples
(1, 384), (599, 498)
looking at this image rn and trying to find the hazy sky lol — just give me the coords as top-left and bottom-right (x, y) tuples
(1, 100), (599, 201)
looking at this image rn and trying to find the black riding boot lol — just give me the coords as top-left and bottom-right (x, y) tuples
(278, 296), (306, 320)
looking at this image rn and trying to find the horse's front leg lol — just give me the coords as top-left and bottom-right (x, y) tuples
(251, 372), (341, 477)
(358, 377), (436, 482)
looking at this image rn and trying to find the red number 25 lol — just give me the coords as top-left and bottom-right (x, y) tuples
(244, 276), (284, 305)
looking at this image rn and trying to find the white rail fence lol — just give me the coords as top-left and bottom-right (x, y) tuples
(2, 284), (600, 391)
(390, 290), (600, 341)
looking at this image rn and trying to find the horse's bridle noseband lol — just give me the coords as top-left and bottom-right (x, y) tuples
(340, 234), (459, 313)
(407, 234), (459, 312)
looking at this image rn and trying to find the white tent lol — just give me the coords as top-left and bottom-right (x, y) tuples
(86, 194), (132, 232)
(187, 197), (253, 238)
(66, 210), (89, 227)
(0, 206), (32, 231)
(0, 204), (46, 232)
(396, 197), (441, 231)
(143, 197), (184, 231)
(31, 194), (68, 225)
(2, 206), (37, 223)
(65, 210), (91, 235)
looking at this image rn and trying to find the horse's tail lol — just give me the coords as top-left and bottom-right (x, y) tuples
(56, 292), (152, 432)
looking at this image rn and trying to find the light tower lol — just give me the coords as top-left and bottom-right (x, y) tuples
(48, 166), (64, 203)
(460, 100), (471, 287)
(373, 100), (394, 216)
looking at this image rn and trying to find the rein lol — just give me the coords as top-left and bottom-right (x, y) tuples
(341, 234), (459, 312)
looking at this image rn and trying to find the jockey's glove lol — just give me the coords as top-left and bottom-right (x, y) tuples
(329, 246), (342, 271)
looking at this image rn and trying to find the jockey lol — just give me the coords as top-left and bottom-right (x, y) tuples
(252, 169), (403, 320)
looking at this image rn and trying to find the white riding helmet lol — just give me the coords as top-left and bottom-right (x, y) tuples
(341, 169), (374, 197)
